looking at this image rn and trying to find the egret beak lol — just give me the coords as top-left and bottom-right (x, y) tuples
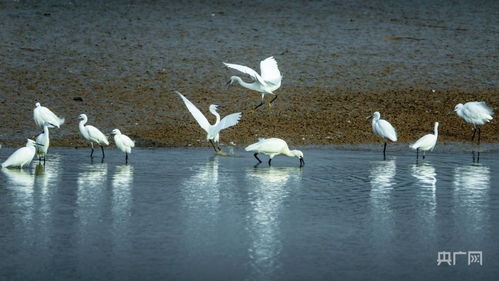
(366, 115), (373, 120)
(35, 142), (44, 147)
(225, 80), (232, 86)
(447, 110), (454, 115)
(299, 157), (305, 167)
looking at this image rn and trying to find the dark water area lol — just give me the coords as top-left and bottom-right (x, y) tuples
(0, 147), (498, 280)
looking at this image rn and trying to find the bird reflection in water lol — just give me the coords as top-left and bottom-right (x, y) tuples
(245, 167), (302, 279)
(411, 162), (437, 219)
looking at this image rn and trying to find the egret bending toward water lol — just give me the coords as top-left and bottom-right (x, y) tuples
(224, 56), (282, 110)
(367, 111), (397, 159)
(410, 122), (439, 159)
(1, 139), (40, 168)
(33, 102), (65, 128)
(176, 91), (242, 152)
(36, 121), (55, 163)
(112, 129), (135, 164)
(454, 101), (493, 144)
(245, 138), (304, 167)
(78, 114), (109, 158)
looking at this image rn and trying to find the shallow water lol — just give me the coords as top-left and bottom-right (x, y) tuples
(0, 147), (498, 280)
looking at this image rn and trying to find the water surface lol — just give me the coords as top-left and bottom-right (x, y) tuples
(0, 147), (498, 280)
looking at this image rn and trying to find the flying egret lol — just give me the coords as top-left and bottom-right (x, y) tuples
(367, 111), (397, 159)
(78, 114), (109, 158)
(35, 121), (56, 163)
(454, 101), (494, 144)
(33, 102), (65, 128)
(111, 129), (135, 164)
(1, 139), (40, 168)
(176, 91), (242, 152)
(245, 138), (304, 167)
(224, 56), (282, 110)
(410, 122), (439, 159)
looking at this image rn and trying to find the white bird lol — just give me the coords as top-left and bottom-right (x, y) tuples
(245, 138), (304, 167)
(410, 122), (439, 159)
(176, 91), (242, 152)
(78, 114), (109, 158)
(111, 129), (135, 164)
(1, 139), (39, 168)
(33, 102), (65, 128)
(224, 56), (282, 110)
(454, 101), (493, 144)
(35, 121), (56, 163)
(367, 111), (397, 159)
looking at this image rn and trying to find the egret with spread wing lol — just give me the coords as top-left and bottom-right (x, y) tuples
(224, 56), (282, 110)
(176, 91), (242, 152)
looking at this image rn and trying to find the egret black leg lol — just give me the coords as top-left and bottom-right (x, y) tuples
(416, 148), (419, 160)
(125, 153), (128, 165)
(253, 153), (262, 163)
(209, 140), (218, 152)
(269, 94), (278, 104)
(43, 156), (46, 165)
(383, 142), (387, 160)
(254, 101), (264, 110)
(90, 147), (94, 158)
(471, 128), (476, 142)
(478, 127), (481, 145)
(423, 151), (426, 159)
(101, 145), (105, 158)
(268, 158), (272, 166)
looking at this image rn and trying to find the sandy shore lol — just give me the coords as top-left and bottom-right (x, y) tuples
(0, 0), (497, 148)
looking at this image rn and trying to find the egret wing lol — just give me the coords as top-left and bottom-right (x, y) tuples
(464, 102), (494, 119)
(223, 62), (267, 86)
(86, 125), (109, 145)
(260, 56), (281, 86)
(216, 112), (242, 131)
(376, 120), (397, 142)
(121, 134), (135, 148)
(36, 107), (64, 128)
(176, 91), (210, 132)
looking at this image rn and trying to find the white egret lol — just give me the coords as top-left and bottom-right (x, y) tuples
(111, 129), (135, 164)
(33, 102), (65, 128)
(367, 111), (397, 159)
(454, 101), (493, 144)
(176, 91), (242, 152)
(245, 138), (304, 167)
(410, 122), (439, 159)
(35, 121), (56, 163)
(78, 114), (109, 158)
(224, 56), (282, 110)
(1, 139), (40, 168)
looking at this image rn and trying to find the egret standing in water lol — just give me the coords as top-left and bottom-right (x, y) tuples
(1, 139), (40, 168)
(367, 111), (397, 159)
(454, 101), (494, 144)
(33, 102), (65, 128)
(176, 91), (242, 153)
(111, 129), (135, 164)
(245, 138), (304, 167)
(224, 56), (282, 110)
(410, 122), (439, 159)
(78, 114), (109, 158)
(35, 121), (56, 163)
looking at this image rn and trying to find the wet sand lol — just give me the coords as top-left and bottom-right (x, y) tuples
(0, 0), (497, 147)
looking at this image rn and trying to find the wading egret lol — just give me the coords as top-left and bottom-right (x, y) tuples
(78, 114), (109, 158)
(176, 91), (242, 152)
(33, 102), (65, 128)
(410, 122), (439, 159)
(454, 101), (494, 144)
(111, 129), (135, 164)
(1, 139), (40, 168)
(367, 111), (397, 159)
(245, 138), (304, 167)
(35, 121), (56, 163)
(224, 56), (282, 110)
